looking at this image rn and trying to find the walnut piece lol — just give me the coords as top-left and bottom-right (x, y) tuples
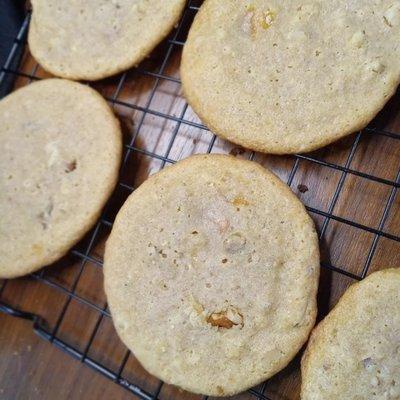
(207, 306), (244, 329)
(232, 196), (250, 207)
(242, 7), (276, 37)
(64, 159), (77, 173)
(223, 232), (246, 254)
(262, 10), (276, 29)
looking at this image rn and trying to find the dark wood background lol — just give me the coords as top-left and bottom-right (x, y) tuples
(1, 2), (399, 399)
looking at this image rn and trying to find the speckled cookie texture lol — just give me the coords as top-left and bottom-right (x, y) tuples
(104, 154), (320, 396)
(28, 0), (187, 81)
(181, 0), (400, 154)
(0, 79), (122, 278)
(301, 268), (400, 400)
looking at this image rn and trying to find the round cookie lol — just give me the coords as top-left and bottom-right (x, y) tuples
(181, 0), (400, 154)
(28, 0), (187, 81)
(0, 79), (121, 278)
(301, 268), (400, 400)
(104, 154), (320, 396)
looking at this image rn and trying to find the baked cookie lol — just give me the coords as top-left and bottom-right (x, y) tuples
(0, 79), (121, 278)
(104, 154), (319, 396)
(301, 268), (400, 400)
(181, 0), (400, 154)
(28, 0), (187, 81)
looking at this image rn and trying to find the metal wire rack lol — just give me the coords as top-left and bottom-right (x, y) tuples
(1, 1), (399, 399)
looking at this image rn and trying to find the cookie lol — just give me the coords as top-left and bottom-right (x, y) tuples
(28, 0), (187, 81)
(181, 0), (400, 154)
(104, 154), (320, 396)
(0, 79), (122, 278)
(301, 268), (400, 400)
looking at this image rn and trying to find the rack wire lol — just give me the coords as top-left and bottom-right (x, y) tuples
(1, 1), (399, 399)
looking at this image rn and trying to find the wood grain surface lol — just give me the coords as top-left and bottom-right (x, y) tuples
(0, 2), (400, 399)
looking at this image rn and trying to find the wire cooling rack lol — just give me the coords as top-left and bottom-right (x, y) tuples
(1, 1), (400, 399)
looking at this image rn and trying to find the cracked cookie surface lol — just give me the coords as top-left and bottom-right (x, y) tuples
(104, 154), (320, 396)
(0, 79), (121, 278)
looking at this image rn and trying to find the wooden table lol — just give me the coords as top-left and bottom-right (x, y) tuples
(0, 312), (132, 400)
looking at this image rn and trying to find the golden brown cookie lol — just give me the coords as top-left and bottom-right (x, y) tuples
(301, 268), (400, 400)
(104, 154), (320, 396)
(182, 0), (400, 154)
(0, 79), (122, 278)
(29, 0), (187, 80)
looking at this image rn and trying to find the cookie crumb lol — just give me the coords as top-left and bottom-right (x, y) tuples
(229, 147), (245, 156)
(298, 184), (309, 193)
